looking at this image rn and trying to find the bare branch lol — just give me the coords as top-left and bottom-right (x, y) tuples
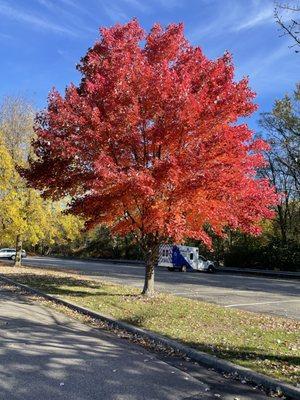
(274, 1), (300, 52)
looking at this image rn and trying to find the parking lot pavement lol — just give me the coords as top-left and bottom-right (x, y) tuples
(0, 286), (270, 400)
(19, 256), (300, 320)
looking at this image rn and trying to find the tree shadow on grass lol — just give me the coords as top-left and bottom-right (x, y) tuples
(184, 340), (300, 365)
(0, 288), (277, 399)
(120, 314), (299, 383)
(2, 273), (140, 299)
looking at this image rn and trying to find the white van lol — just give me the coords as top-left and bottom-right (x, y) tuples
(158, 244), (215, 273)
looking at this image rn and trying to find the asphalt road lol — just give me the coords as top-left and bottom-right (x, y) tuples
(19, 256), (300, 320)
(0, 286), (270, 400)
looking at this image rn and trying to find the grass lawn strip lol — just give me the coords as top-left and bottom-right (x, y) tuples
(0, 264), (299, 385)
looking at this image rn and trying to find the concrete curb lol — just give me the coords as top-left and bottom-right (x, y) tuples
(217, 267), (300, 280)
(0, 274), (299, 400)
(49, 255), (144, 265)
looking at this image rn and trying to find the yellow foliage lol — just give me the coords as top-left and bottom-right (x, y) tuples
(0, 132), (83, 248)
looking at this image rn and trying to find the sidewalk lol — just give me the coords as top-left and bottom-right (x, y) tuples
(0, 285), (270, 400)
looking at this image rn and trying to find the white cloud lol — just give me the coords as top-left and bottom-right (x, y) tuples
(237, 41), (290, 80)
(157, 0), (182, 8)
(0, 1), (78, 36)
(189, 1), (274, 41)
(58, 0), (99, 22)
(0, 31), (12, 40)
(234, 6), (273, 31)
(235, 41), (293, 97)
(120, 0), (150, 12)
(103, 3), (129, 23)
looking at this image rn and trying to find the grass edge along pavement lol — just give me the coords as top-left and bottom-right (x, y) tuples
(3, 278), (300, 400)
(0, 265), (299, 391)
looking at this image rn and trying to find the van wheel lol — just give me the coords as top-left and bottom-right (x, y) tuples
(11, 255), (15, 261)
(180, 266), (187, 272)
(168, 267), (174, 272)
(208, 266), (215, 273)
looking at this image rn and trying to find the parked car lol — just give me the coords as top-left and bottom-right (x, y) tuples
(0, 248), (27, 260)
(158, 244), (215, 273)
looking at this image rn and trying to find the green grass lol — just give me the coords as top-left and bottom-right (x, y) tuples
(0, 264), (299, 385)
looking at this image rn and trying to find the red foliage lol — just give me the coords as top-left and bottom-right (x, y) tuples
(27, 20), (277, 247)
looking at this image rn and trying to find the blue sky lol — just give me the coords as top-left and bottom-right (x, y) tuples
(0, 0), (298, 131)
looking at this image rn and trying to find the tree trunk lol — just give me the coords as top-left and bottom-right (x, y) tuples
(142, 260), (155, 296)
(142, 241), (159, 296)
(14, 234), (22, 267)
(277, 204), (287, 245)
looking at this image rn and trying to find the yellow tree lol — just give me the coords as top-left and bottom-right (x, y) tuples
(0, 96), (84, 265)
(0, 133), (50, 265)
(1, 133), (84, 265)
(37, 202), (84, 255)
(0, 133), (20, 240)
(0, 96), (37, 265)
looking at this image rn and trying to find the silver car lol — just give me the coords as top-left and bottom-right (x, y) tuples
(0, 248), (27, 260)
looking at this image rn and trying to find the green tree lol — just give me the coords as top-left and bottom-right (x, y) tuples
(260, 83), (300, 245)
(219, 84), (300, 272)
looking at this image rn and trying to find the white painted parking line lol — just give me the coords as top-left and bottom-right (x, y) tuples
(225, 299), (300, 308)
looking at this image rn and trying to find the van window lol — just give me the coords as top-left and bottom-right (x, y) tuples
(190, 253), (193, 260)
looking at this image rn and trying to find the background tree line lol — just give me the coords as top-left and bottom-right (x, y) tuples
(0, 95), (83, 264)
(196, 83), (300, 271)
(0, 84), (299, 271)
(215, 83), (300, 271)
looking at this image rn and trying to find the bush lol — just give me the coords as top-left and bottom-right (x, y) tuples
(224, 239), (300, 271)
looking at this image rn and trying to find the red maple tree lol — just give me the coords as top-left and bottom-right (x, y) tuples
(26, 20), (277, 295)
